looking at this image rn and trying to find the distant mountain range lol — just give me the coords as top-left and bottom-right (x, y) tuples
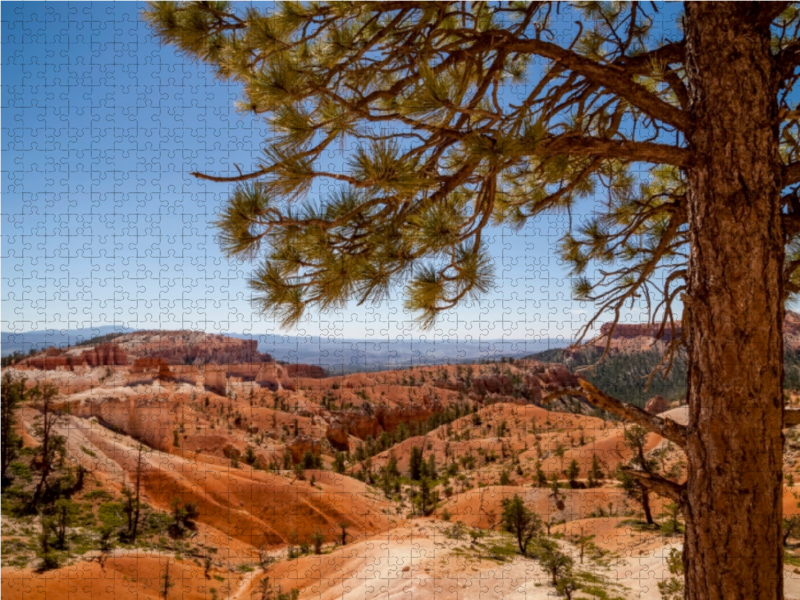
(1, 326), (568, 373)
(1, 326), (136, 355)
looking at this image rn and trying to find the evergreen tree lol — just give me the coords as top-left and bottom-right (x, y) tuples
(565, 459), (580, 486)
(311, 529), (325, 554)
(620, 425), (658, 526)
(534, 461), (548, 488)
(501, 494), (543, 555)
(426, 454), (437, 480)
(409, 446), (424, 481)
(31, 383), (65, 507)
(1, 372), (25, 483)
(587, 453), (605, 488)
(145, 4), (800, 595)
(537, 540), (574, 587)
(333, 451), (346, 474)
(415, 476), (437, 516)
(386, 455), (400, 479)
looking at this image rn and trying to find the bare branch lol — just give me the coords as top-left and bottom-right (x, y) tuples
(540, 381), (687, 448)
(620, 467), (687, 504)
(191, 168), (268, 183)
(578, 380), (688, 447)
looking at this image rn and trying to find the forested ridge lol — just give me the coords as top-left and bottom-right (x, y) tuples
(531, 347), (800, 408)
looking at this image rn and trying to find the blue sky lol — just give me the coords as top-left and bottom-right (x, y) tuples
(1, 2), (652, 344)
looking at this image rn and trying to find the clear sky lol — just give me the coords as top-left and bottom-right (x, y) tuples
(1, 2), (652, 343)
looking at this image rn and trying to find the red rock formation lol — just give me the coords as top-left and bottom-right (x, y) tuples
(598, 322), (682, 341)
(285, 364), (328, 378)
(376, 402), (440, 434)
(119, 331), (273, 365)
(158, 363), (175, 381)
(523, 374), (543, 402)
(644, 395), (670, 414)
(472, 375), (512, 395)
(585, 311), (800, 354)
(540, 364), (580, 390)
(130, 357), (167, 373)
(327, 409), (380, 446)
(16, 345), (127, 370)
(287, 435), (321, 463)
(80, 343), (128, 366)
(17, 355), (70, 370)
(324, 400), (444, 450)
(325, 423), (351, 450)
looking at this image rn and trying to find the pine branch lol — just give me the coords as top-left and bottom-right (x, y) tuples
(787, 162), (800, 187)
(191, 168), (269, 183)
(506, 37), (689, 131)
(778, 40), (800, 80)
(539, 136), (689, 167)
(755, 2), (792, 29)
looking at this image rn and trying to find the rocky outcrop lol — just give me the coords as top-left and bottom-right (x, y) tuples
(784, 312), (800, 352)
(540, 364), (580, 390)
(130, 357), (169, 373)
(109, 331), (273, 365)
(16, 344), (128, 369)
(325, 422), (351, 450)
(326, 409), (380, 450)
(285, 364), (328, 379)
(598, 322), (682, 341)
(324, 400), (443, 450)
(472, 375), (512, 396)
(644, 395), (670, 414)
(80, 343), (128, 366)
(376, 402), (440, 434)
(583, 311), (800, 355)
(287, 435), (321, 463)
(16, 354), (70, 370)
(523, 374), (543, 402)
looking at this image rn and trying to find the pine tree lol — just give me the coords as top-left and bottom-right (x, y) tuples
(587, 453), (605, 487)
(564, 459), (580, 487)
(145, 4), (800, 596)
(311, 528), (325, 555)
(501, 494), (543, 555)
(409, 446), (424, 481)
(426, 454), (437, 480)
(620, 425), (658, 526)
(1, 372), (25, 483)
(31, 382), (65, 507)
(333, 451), (346, 474)
(415, 476), (436, 516)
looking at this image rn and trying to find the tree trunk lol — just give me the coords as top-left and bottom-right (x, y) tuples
(641, 485), (654, 526)
(132, 445), (143, 541)
(683, 4), (784, 599)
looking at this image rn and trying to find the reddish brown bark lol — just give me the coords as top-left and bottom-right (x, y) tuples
(683, 3), (785, 599)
